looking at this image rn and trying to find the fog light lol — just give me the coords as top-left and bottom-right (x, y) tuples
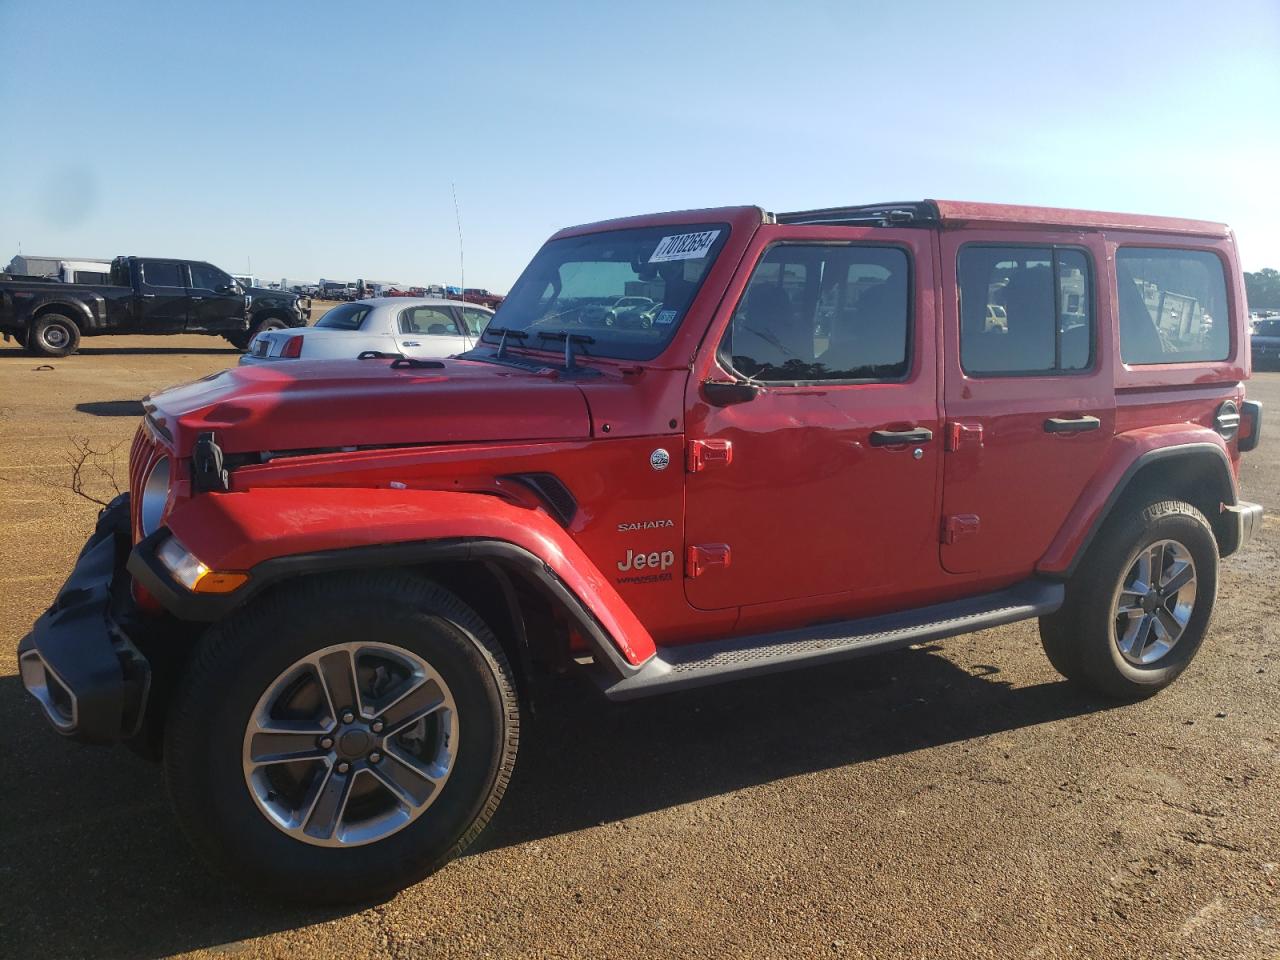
(156, 536), (249, 593)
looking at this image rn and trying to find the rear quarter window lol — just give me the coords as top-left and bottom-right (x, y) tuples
(315, 304), (373, 330)
(1117, 248), (1230, 364)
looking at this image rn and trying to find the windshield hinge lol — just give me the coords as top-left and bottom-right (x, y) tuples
(192, 432), (230, 492)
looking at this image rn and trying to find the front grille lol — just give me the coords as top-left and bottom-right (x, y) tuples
(127, 422), (164, 542)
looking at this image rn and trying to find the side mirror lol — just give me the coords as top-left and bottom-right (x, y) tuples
(702, 379), (761, 407)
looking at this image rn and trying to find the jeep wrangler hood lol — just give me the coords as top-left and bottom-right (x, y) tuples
(145, 357), (592, 456)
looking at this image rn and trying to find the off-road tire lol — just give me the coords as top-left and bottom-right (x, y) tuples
(224, 315), (290, 350)
(27, 313), (81, 357)
(164, 571), (520, 904)
(1039, 499), (1217, 698)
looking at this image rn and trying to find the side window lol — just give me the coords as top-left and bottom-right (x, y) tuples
(74, 271), (109, 284)
(958, 245), (1093, 376)
(1116, 248), (1229, 364)
(459, 308), (491, 336)
(189, 263), (231, 291)
(723, 244), (910, 383)
(400, 306), (461, 336)
(140, 261), (183, 288)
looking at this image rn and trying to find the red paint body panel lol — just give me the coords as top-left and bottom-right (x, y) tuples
(125, 199), (1258, 673)
(164, 487), (657, 665)
(930, 200), (1229, 238)
(212, 430), (736, 646)
(147, 358), (592, 456)
(683, 224), (943, 615)
(1037, 424), (1235, 575)
(937, 227), (1117, 576)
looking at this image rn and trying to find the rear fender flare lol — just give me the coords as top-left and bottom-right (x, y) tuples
(1038, 427), (1238, 578)
(31, 296), (97, 330)
(129, 488), (655, 676)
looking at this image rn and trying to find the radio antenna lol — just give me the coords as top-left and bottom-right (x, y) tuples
(452, 182), (465, 293)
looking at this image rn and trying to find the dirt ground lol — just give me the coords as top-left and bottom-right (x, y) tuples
(1, 334), (1277, 960)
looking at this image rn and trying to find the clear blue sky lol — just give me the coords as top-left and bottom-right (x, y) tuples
(2, 0), (1277, 291)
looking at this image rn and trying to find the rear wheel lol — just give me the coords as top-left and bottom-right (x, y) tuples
(1039, 499), (1217, 698)
(164, 572), (520, 903)
(27, 313), (81, 357)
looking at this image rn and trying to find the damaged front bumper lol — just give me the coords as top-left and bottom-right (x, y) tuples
(17, 494), (151, 744)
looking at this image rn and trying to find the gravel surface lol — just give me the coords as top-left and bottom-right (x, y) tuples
(1, 337), (1276, 960)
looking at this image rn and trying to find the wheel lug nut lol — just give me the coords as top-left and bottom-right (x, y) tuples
(371, 720), (384, 733)
(336, 761), (350, 774)
(341, 710), (355, 724)
(369, 752), (382, 764)
(319, 736), (334, 749)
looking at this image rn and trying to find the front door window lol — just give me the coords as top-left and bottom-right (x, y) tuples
(723, 244), (910, 383)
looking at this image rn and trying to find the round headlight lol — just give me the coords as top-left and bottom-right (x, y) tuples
(140, 456), (171, 536)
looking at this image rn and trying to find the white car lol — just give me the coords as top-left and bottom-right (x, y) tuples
(240, 297), (493, 365)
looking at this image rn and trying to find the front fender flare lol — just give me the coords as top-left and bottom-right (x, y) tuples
(128, 488), (656, 675)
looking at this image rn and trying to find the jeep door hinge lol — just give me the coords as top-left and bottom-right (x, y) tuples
(942, 514), (981, 544)
(687, 438), (733, 473)
(946, 421), (983, 452)
(687, 543), (731, 578)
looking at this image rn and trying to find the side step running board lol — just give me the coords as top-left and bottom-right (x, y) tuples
(602, 580), (1063, 701)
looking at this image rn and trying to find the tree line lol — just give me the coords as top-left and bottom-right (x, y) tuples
(1246, 269), (1280, 311)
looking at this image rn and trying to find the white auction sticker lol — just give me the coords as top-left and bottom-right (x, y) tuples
(655, 309), (678, 325)
(649, 230), (720, 263)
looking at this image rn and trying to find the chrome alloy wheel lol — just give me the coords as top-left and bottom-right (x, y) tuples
(42, 324), (70, 349)
(1113, 539), (1198, 666)
(242, 642), (459, 847)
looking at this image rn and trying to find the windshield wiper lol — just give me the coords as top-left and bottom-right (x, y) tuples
(536, 331), (596, 371)
(481, 326), (530, 358)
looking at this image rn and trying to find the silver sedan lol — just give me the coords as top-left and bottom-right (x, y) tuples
(240, 297), (493, 364)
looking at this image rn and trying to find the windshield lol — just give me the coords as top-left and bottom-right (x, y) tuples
(482, 223), (730, 360)
(315, 303), (373, 330)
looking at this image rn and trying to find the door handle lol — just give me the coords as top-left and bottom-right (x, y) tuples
(1044, 415), (1101, 434)
(141, 293), (157, 299)
(190, 296), (204, 301)
(869, 427), (933, 447)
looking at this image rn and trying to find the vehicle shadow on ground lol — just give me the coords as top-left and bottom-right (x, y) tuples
(76, 346), (242, 356)
(0, 346), (241, 359)
(0, 647), (1113, 959)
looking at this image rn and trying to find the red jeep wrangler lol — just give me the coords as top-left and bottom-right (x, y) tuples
(20, 201), (1264, 902)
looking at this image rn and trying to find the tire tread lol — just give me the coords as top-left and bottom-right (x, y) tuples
(163, 570), (520, 903)
(1038, 498), (1217, 699)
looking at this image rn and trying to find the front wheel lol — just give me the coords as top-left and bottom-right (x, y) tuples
(164, 572), (520, 903)
(1039, 499), (1218, 698)
(225, 316), (290, 350)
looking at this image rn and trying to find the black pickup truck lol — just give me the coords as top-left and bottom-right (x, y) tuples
(0, 256), (311, 357)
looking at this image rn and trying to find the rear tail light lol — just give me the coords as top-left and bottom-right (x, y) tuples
(281, 335), (304, 359)
(1239, 399), (1263, 453)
